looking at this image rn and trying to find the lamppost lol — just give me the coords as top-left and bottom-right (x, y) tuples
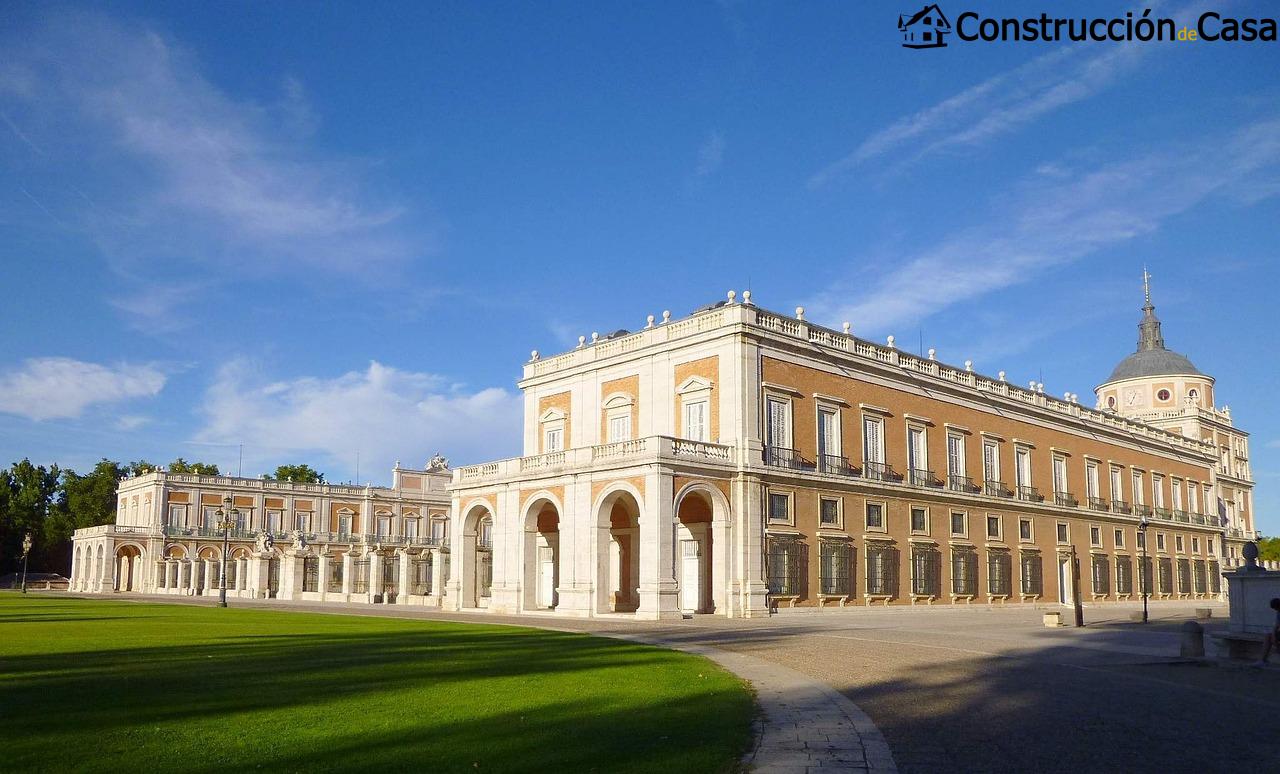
(20, 533), (32, 593)
(1138, 515), (1150, 624)
(214, 495), (239, 608)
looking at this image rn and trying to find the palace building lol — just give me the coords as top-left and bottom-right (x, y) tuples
(69, 276), (1259, 618)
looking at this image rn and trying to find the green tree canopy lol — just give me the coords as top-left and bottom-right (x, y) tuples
(168, 458), (220, 476)
(1257, 536), (1280, 562)
(1, 459), (62, 574)
(272, 464), (325, 483)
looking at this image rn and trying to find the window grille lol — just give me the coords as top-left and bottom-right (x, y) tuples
(951, 548), (977, 595)
(352, 557), (370, 594)
(1208, 561), (1221, 593)
(226, 560), (237, 589)
(302, 556), (319, 593)
(410, 555), (433, 595)
(865, 543), (899, 597)
(1193, 560), (1206, 594)
(911, 545), (941, 597)
(327, 557), (344, 593)
(987, 550), (1012, 596)
(819, 540), (853, 596)
(820, 498), (841, 526)
(1115, 556), (1133, 595)
(766, 537), (805, 597)
(1091, 555), (1110, 595)
(267, 557), (280, 597)
(1020, 551), (1043, 596)
(479, 550), (493, 598)
(1157, 557), (1173, 594)
(1177, 558), (1191, 594)
(383, 555), (400, 596)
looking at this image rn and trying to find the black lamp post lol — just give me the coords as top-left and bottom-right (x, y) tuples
(1138, 515), (1150, 624)
(214, 495), (239, 608)
(20, 532), (32, 593)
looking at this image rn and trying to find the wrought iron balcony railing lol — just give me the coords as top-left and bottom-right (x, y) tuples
(863, 461), (900, 483)
(1017, 485), (1043, 503)
(764, 446), (805, 470)
(818, 454), (858, 476)
(984, 480), (1013, 498)
(908, 468), (940, 488)
(1054, 492), (1079, 508)
(948, 474), (978, 493)
(1134, 504), (1153, 518)
(1155, 507), (1174, 521)
(1112, 500), (1132, 514)
(1088, 497), (1110, 511)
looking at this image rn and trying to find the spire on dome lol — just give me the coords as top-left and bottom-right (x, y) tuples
(1137, 267), (1165, 352)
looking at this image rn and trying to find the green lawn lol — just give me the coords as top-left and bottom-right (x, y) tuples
(0, 595), (753, 773)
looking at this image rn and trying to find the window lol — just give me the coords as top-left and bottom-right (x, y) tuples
(1193, 559), (1207, 594)
(1085, 462), (1100, 500)
(986, 514), (1002, 540)
(1132, 471), (1145, 505)
(768, 492), (791, 525)
(604, 394), (634, 443)
(1090, 525), (1102, 548)
(1021, 551), (1043, 596)
(1116, 556), (1133, 595)
(766, 537), (804, 596)
(865, 502), (885, 531)
(1152, 475), (1165, 508)
(1091, 555), (1110, 595)
(1156, 532), (1166, 552)
(338, 512), (353, 536)
(1171, 479), (1183, 511)
(1052, 456), (1068, 494)
(1015, 448), (1032, 488)
(682, 400), (707, 442)
(1189, 483), (1200, 514)
(907, 426), (928, 476)
(951, 548), (978, 596)
(911, 545), (941, 596)
(479, 518), (493, 548)
(819, 497), (842, 527)
(862, 416), (885, 464)
(910, 506), (928, 534)
(1157, 388), (1171, 401)
(295, 511), (311, 532)
(1107, 395), (1116, 409)
(1056, 523), (1069, 545)
(1175, 535), (1184, 553)
(947, 434), (965, 478)
(1188, 388), (1200, 404)
(766, 397), (791, 450)
(1191, 536), (1199, 553)
(403, 518), (419, 538)
(817, 406), (840, 459)
(988, 550), (1012, 596)
(1137, 530), (1146, 550)
(1207, 538), (1215, 555)
(167, 505), (185, 528)
(430, 518), (448, 543)
(1177, 558), (1191, 593)
(1157, 557), (1173, 593)
(983, 440), (1000, 483)
(544, 426), (564, 452)
(1019, 518), (1033, 542)
(202, 506), (219, 531)
(1114, 528), (1125, 549)
(266, 509), (283, 533)
(608, 414), (631, 443)
(950, 511), (967, 537)
(819, 540), (853, 595)
(866, 543), (899, 596)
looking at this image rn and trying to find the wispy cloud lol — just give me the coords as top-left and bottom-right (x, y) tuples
(806, 116), (1280, 333)
(195, 360), (522, 479)
(695, 131), (726, 178)
(0, 357), (166, 421)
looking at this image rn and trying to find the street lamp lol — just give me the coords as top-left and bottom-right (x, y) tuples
(214, 495), (239, 608)
(1138, 515), (1150, 624)
(20, 533), (32, 594)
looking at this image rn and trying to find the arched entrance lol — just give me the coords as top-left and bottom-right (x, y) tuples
(522, 495), (561, 611)
(595, 488), (642, 614)
(675, 489), (713, 614)
(114, 545), (144, 592)
(460, 503), (495, 608)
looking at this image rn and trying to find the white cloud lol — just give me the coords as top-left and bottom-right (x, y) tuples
(806, 116), (1280, 333)
(116, 415), (151, 431)
(0, 358), (166, 421)
(195, 360), (523, 480)
(695, 131), (726, 178)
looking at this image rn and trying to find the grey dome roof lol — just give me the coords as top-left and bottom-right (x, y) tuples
(1107, 348), (1201, 382)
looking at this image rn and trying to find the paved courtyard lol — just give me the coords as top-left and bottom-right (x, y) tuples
(88, 595), (1277, 773)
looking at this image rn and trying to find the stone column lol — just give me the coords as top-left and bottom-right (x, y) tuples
(428, 547), (445, 607)
(280, 551), (300, 600)
(318, 553), (331, 601)
(342, 550), (355, 599)
(638, 471), (681, 620)
(734, 473), (769, 617)
(368, 550), (383, 604)
(397, 549), (412, 604)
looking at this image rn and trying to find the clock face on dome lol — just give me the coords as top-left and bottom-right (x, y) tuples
(1123, 388), (1144, 407)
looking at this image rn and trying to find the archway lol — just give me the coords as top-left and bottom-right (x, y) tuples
(595, 487), (642, 614)
(675, 488), (714, 614)
(197, 546), (222, 596)
(522, 494), (561, 611)
(460, 503), (495, 608)
(230, 547), (251, 592)
(114, 544), (143, 592)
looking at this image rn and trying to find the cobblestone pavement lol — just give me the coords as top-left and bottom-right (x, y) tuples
(84, 595), (1280, 773)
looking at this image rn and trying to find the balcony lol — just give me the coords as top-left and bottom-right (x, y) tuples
(1134, 504), (1153, 518)
(1088, 497), (1110, 511)
(1155, 507), (1174, 521)
(908, 468), (941, 488)
(984, 480), (1013, 498)
(1053, 492), (1079, 508)
(765, 446), (806, 470)
(1017, 485), (1043, 503)
(1111, 500), (1132, 515)
(863, 461), (901, 483)
(818, 454), (858, 476)
(948, 474), (979, 494)
(1173, 509), (1190, 523)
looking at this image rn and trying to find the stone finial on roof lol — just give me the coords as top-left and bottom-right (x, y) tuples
(843, 322), (851, 334)
(728, 290), (736, 303)
(742, 290), (752, 305)
(646, 314), (655, 329)
(795, 306), (805, 321)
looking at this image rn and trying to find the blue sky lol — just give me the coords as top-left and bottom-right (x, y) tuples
(1, 2), (1277, 529)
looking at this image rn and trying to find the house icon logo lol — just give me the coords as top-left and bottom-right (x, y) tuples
(899, 4), (952, 49)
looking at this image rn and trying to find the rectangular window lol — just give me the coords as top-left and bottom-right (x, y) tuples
(1015, 448), (1032, 488)
(986, 514), (1002, 540)
(1116, 556), (1133, 595)
(295, 512), (310, 532)
(1110, 467), (1124, 503)
(1158, 557), (1173, 593)
(1189, 483), (1200, 514)
(819, 540), (853, 596)
(1156, 533), (1166, 552)
(1090, 525), (1102, 547)
(1091, 555), (1110, 595)
(1021, 551), (1043, 596)
(865, 543), (899, 597)
(766, 398), (790, 449)
(947, 434), (965, 478)
(765, 537), (804, 596)
(1171, 479), (1183, 511)
(1086, 462), (1100, 500)
(1152, 474), (1165, 508)
(403, 518), (419, 539)
(950, 511), (967, 537)
(1052, 456), (1068, 494)
(1137, 530), (1146, 550)
(266, 509), (283, 533)
(1177, 558), (1191, 593)
(908, 426), (928, 485)
(988, 551), (1012, 596)
(167, 505), (185, 528)
(951, 548), (977, 595)
(1191, 536), (1199, 553)
(544, 427), (564, 452)
(430, 518), (448, 543)
(910, 506), (928, 534)
(338, 514), (353, 536)
(817, 407), (839, 459)
(911, 545), (941, 597)
(1132, 472), (1145, 505)
(819, 497), (841, 527)
(862, 416), (884, 464)
(608, 413), (631, 443)
(865, 502), (885, 531)
(1208, 538), (1215, 555)
(683, 400), (707, 442)
(768, 492), (791, 524)
(1056, 523), (1069, 545)
(376, 515), (392, 536)
(1019, 518), (1032, 542)
(983, 440), (1000, 483)
(1175, 535), (1184, 553)
(1114, 528), (1125, 549)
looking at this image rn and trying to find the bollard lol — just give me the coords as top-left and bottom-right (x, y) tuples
(1180, 620), (1205, 658)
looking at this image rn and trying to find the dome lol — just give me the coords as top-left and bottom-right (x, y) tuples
(1106, 348), (1202, 382)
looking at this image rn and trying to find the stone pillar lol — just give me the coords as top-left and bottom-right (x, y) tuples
(428, 547), (445, 607)
(247, 554), (270, 599)
(280, 551), (301, 600)
(368, 550), (383, 604)
(639, 471), (681, 620)
(734, 474), (769, 617)
(318, 553), (331, 600)
(397, 549), (412, 604)
(342, 550), (355, 599)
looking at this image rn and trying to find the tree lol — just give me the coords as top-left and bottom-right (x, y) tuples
(1257, 536), (1280, 562)
(0, 459), (61, 574)
(61, 460), (124, 531)
(271, 464), (325, 484)
(127, 460), (157, 476)
(168, 458), (220, 476)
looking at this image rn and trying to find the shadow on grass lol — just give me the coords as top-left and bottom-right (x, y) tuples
(0, 598), (752, 773)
